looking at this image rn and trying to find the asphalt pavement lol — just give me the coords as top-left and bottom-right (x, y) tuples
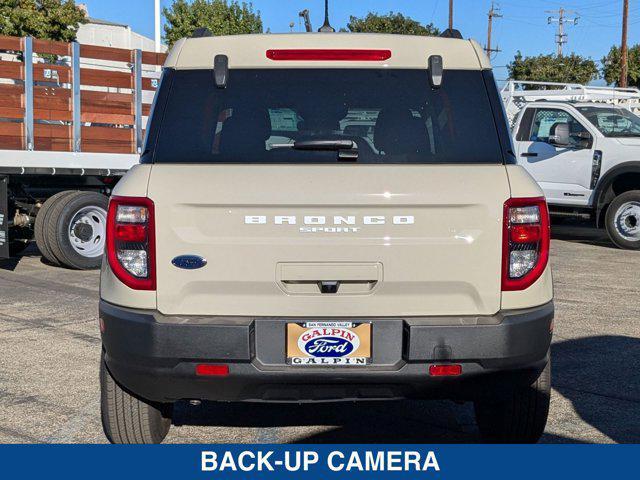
(0, 222), (638, 443)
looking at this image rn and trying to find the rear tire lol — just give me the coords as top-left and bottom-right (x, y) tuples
(34, 190), (76, 265)
(100, 353), (171, 444)
(605, 191), (640, 250)
(474, 358), (551, 443)
(46, 191), (108, 269)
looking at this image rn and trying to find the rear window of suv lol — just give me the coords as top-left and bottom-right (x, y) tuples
(146, 69), (503, 164)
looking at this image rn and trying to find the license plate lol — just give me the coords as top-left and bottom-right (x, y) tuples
(286, 321), (371, 366)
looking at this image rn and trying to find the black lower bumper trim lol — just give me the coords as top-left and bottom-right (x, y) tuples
(100, 301), (553, 403)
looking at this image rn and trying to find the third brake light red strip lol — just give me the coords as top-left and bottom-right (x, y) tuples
(266, 49), (392, 61)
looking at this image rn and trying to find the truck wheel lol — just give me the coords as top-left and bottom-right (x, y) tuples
(46, 191), (109, 269)
(474, 358), (551, 443)
(34, 190), (76, 265)
(100, 353), (171, 444)
(605, 190), (640, 250)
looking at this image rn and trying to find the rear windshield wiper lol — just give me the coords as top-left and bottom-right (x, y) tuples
(271, 139), (358, 161)
(292, 139), (355, 151)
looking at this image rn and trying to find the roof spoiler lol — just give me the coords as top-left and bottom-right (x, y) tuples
(439, 29), (463, 39)
(191, 28), (212, 38)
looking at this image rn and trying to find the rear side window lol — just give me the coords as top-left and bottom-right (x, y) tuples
(515, 108), (535, 141)
(148, 69), (504, 164)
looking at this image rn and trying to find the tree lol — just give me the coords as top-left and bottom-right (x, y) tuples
(602, 44), (640, 88)
(347, 12), (440, 36)
(163, 0), (262, 47)
(507, 52), (599, 85)
(0, 0), (86, 42)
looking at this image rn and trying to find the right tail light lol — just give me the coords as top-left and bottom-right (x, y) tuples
(106, 196), (156, 291)
(502, 197), (550, 291)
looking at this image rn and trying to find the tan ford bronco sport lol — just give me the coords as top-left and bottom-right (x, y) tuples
(99, 33), (554, 444)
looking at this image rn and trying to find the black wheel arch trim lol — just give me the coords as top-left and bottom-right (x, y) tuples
(594, 161), (640, 226)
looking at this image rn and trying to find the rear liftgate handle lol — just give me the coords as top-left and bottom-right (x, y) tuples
(277, 263), (382, 295)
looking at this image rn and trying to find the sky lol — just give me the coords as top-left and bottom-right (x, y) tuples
(80, 0), (639, 82)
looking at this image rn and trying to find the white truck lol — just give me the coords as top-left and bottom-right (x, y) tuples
(503, 81), (640, 249)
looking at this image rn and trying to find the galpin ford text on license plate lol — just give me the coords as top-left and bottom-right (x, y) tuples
(286, 321), (372, 365)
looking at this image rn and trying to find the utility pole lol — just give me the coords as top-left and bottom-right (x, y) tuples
(154, 0), (161, 53)
(547, 8), (579, 57)
(449, 0), (454, 30)
(620, 0), (629, 87)
(485, 2), (502, 58)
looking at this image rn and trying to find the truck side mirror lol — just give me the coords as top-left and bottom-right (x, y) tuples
(574, 131), (593, 149)
(549, 123), (570, 147)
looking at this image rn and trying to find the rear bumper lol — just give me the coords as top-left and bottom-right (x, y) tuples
(99, 300), (553, 403)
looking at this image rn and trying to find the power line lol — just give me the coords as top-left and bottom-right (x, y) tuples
(546, 7), (580, 56)
(430, 0), (440, 24)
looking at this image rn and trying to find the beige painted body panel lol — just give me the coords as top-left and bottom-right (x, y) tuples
(109, 164), (152, 197)
(165, 34), (491, 71)
(501, 165), (554, 309)
(147, 164), (511, 317)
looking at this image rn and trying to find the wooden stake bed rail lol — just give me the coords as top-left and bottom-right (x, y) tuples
(0, 35), (166, 155)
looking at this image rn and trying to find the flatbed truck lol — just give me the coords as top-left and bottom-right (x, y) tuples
(0, 35), (164, 268)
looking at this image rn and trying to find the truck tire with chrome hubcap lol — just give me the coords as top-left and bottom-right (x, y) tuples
(606, 190), (640, 250)
(46, 191), (109, 269)
(35, 191), (76, 265)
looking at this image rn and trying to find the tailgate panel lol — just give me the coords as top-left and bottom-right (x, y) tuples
(149, 164), (509, 316)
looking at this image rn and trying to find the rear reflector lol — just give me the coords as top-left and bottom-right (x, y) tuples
(266, 49), (392, 61)
(429, 364), (462, 377)
(195, 364), (229, 377)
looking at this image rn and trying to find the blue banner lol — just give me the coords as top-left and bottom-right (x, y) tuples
(0, 444), (635, 479)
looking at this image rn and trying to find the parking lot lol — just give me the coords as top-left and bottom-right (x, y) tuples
(0, 222), (639, 444)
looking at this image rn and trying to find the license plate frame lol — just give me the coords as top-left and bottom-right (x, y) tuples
(286, 321), (372, 366)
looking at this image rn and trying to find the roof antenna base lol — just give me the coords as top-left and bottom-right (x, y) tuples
(318, 0), (335, 33)
(440, 29), (463, 39)
(192, 28), (212, 38)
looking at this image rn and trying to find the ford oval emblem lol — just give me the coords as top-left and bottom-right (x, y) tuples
(303, 337), (355, 357)
(172, 255), (207, 270)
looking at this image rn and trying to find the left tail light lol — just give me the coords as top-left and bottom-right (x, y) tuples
(502, 197), (550, 291)
(106, 196), (156, 290)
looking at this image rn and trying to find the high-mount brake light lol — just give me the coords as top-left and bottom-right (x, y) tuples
(106, 196), (156, 290)
(502, 197), (550, 291)
(266, 49), (392, 61)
